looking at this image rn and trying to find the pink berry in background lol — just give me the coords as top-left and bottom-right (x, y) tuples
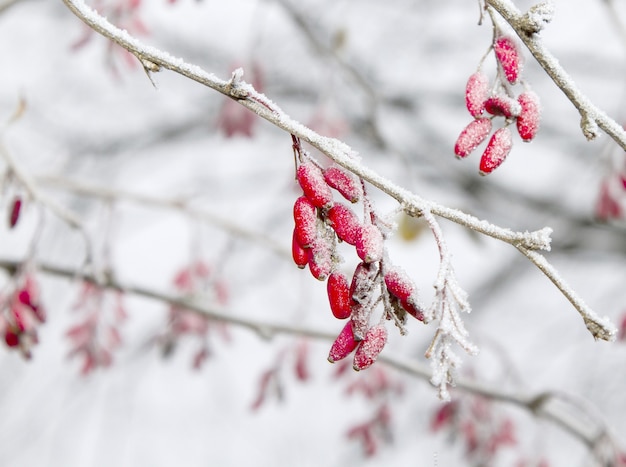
(291, 229), (308, 269)
(494, 35), (523, 84)
(479, 127), (513, 175)
(454, 118), (492, 159)
(293, 196), (317, 248)
(297, 161), (334, 209)
(323, 166), (362, 203)
(327, 271), (352, 319)
(353, 324), (387, 371)
(355, 223), (384, 263)
(328, 320), (359, 363)
(9, 196), (21, 229)
(484, 95), (521, 118)
(465, 72), (489, 118)
(327, 203), (362, 246)
(516, 91), (541, 141)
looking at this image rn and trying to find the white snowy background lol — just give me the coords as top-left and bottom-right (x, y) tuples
(0, 0), (625, 466)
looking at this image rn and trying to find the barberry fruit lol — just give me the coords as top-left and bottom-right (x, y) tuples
(454, 118), (492, 159)
(327, 271), (352, 319)
(328, 320), (359, 363)
(484, 95), (521, 118)
(293, 196), (317, 248)
(356, 223), (384, 263)
(297, 161), (334, 209)
(323, 166), (362, 203)
(384, 267), (416, 302)
(327, 203), (362, 246)
(479, 127), (513, 175)
(516, 91), (541, 141)
(353, 324), (388, 371)
(465, 72), (489, 118)
(307, 240), (333, 281)
(494, 35), (523, 84)
(9, 196), (21, 229)
(292, 229), (308, 269)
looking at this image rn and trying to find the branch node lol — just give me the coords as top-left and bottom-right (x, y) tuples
(581, 113), (600, 141)
(225, 67), (249, 99)
(520, 1), (555, 34)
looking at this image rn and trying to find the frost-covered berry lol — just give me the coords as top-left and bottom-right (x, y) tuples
(384, 266), (416, 301)
(307, 240), (333, 281)
(479, 127), (513, 175)
(349, 262), (378, 340)
(327, 203), (362, 246)
(292, 229), (308, 269)
(400, 298), (425, 322)
(516, 91), (541, 141)
(323, 166), (362, 203)
(454, 118), (492, 159)
(484, 95), (521, 118)
(353, 324), (387, 371)
(293, 196), (317, 248)
(297, 161), (334, 209)
(327, 271), (351, 320)
(494, 35), (523, 84)
(328, 320), (359, 363)
(465, 72), (490, 118)
(9, 196), (21, 229)
(355, 223), (384, 263)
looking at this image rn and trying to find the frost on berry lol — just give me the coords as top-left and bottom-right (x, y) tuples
(307, 237), (333, 281)
(8, 196), (21, 229)
(327, 271), (352, 319)
(384, 267), (415, 301)
(323, 165), (362, 203)
(484, 95), (521, 118)
(328, 320), (359, 363)
(350, 262), (378, 340)
(516, 91), (541, 141)
(293, 195), (317, 248)
(353, 324), (388, 371)
(465, 72), (489, 118)
(291, 229), (308, 269)
(494, 35), (523, 84)
(327, 203), (362, 246)
(479, 127), (513, 175)
(454, 118), (492, 159)
(356, 223), (384, 263)
(297, 161), (334, 209)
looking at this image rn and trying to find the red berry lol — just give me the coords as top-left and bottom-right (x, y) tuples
(327, 271), (351, 319)
(349, 262), (378, 340)
(494, 35), (523, 84)
(292, 229), (308, 269)
(516, 91), (541, 141)
(297, 161), (333, 209)
(327, 203), (362, 246)
(353, 324), (387, 371)
(454, 118), (492, 159)
(293, 196), (317, 248)
(323, 166), (362, 203)
(355, 223), (384, 263)
(384, 266), (415, 301)
(9, 197), (21, 229)
(4, 330), (20, 348)
(307, 240), (332, 281)
(328, 320), (359, 363)
(400, 298), (425, 321)
(484, 95), (521, 118)
(479, 127), (513, 175)
(465, 72), (489, 118)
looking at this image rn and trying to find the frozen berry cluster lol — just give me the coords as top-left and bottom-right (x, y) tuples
(290, 139), (425, 371)
(455, 34), (541, 175)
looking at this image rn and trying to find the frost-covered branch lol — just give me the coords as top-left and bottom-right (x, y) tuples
(485, 0), (626, 149)
(59, 0), (616, 343)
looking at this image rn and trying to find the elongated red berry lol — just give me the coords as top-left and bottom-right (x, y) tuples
(327, 203), (362, 245)
(516, 91), (541, 141)
(484, 95), (521, 118)
(328, 320), (359, 363)
(293, 196), (317, 248)
(479, 127), (513, 175)
(401, 298), (425, 321)
(327, 271), (351, 319)
(353, 324), (387, 371)
(292, 229), (308, 268)
(4, 329), (20, 348)
(349, 262), (378, 340)
(9, 197), (21, 229)
(297, 161), (333, 209)
(465, 72), (489, 118)
(323, 166), (362, 203)
(494, 35), (523, 84)
(454, 118), (492, 159)
(384, 267), (415, 301)
(356, 223), (383, 263)
(307, 239), (333, 281)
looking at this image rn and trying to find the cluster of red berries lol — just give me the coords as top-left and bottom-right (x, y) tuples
(0, 273), (46, 359)
(291, 144), (424, 371)
(455, 34), (541, 174)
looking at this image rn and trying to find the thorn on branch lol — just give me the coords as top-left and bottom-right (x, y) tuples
(225, 67), (249, 99)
